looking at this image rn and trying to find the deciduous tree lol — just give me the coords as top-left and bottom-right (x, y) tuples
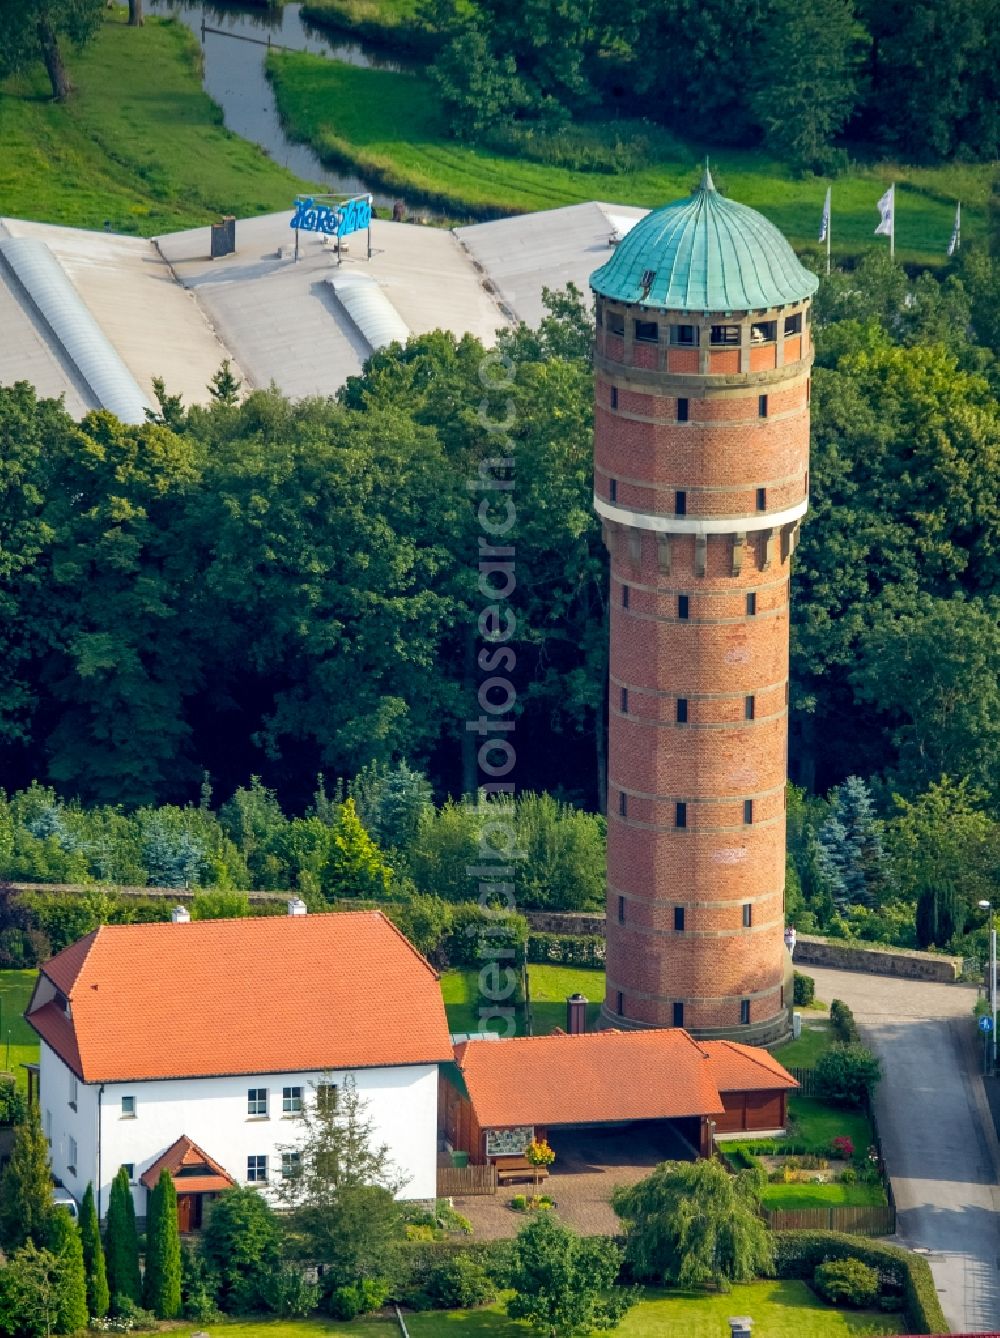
(506, 1212), (633, 1336)
(0, 0), (103, 101)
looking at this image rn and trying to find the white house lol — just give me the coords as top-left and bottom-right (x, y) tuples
(25, 906), (453, 1225)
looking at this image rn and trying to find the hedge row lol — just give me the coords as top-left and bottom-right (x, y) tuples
(526, 931), (605, 967)
(773, 1231), (949, 1335)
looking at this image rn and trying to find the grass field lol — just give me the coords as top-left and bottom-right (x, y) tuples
(0, 9), (313, 235)
(773, 1021), (835, 1069)
(210, 1280), (904, 1335)
(0, 970), (40, 1090)
(788, 1096), (875, 1155)
(267, 50), (993, 265)
(441, 964), (603, 1035)
(760, 1179), (887, 1210)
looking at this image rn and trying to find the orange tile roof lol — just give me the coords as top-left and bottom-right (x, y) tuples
(701, 1040), (799, 1093)
(140, 1135), (235, 1192)
(454, 1029), (726, 1127)
(27, 911), (453, 1083)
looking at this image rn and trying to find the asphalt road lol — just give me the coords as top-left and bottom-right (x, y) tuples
(805, 965), (1000, 1334)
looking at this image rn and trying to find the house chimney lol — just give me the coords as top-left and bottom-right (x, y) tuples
(728, 1319), (753, 1338)
(287, 898), (308, 917)
(566, 994), (588, 1035)
(171, 906), (190, 923)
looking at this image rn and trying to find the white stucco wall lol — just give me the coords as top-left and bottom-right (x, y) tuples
(40, 1040), (98, 1210)
(63, 1063), (439, 1217)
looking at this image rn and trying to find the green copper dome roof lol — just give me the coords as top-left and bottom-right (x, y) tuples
(590, 169), (818, 313)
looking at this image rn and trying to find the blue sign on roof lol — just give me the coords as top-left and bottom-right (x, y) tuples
(291, 195), (372, 239)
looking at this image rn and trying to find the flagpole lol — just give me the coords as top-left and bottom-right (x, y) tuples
(890, 182), (895, 262)
(957, 202), (961, 254)
(826, 202), (831, 276)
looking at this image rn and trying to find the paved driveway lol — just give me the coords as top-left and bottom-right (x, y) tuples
(805, 965), (1000, 1334)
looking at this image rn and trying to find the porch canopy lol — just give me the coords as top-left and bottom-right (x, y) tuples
(140, 1134), (236, 1194)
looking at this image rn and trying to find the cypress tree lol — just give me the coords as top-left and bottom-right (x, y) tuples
(144, 1170), (181, 1319)
(79, 1181), (110, 1318)
(0, 1103), (53, 1250)
(104, 1166), (141, 1309)
(48, 1204), (90, 1334)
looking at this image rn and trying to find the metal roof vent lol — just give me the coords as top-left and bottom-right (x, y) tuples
(171, 906), (191, 924)
(0, 237), (151, 423)
(325, 272), (410, 352)
(287, 898), (308, 916)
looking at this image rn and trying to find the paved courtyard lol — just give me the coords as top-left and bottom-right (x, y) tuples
(805, 964), (1000, 1335)
(450, 1120), (694, 1239)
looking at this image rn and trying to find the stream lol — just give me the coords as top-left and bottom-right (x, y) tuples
(147, 0), (405, 203)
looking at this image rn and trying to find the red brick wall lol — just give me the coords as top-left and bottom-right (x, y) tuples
(596, 295), (812, 1038)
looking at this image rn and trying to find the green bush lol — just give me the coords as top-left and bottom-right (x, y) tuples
(813, 1258), (880, 1307)
(420, 1252), (495, 1309)
(271, 1265), (320, 1318)
(441, 902), (528, 969)
(793, 971), (816, 1006)
(814, 1043), (882, 1106)
(830, 998), (861, 1043)
(527, 931), (605, 967)
(773, 1231), (948, 1335)
(326, 1277), (390, 1319)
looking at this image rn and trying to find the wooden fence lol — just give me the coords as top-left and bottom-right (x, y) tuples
(436, 1163), (497, 1197)
(786, 1065), (821, 1096)
(763, 1203), (896, 1236)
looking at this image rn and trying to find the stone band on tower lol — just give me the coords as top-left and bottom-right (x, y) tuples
(590, 169), (817, 1044)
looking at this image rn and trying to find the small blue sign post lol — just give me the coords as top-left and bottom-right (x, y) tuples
(290, 193), (373, 262)
(980, 1013), (993, 1073)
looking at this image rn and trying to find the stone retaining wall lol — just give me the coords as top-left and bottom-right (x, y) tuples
(793, 933), (961, 983)
(525, 910), (606, 935)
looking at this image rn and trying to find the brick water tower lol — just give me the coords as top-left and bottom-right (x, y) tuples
(590, 169), (817, 1044)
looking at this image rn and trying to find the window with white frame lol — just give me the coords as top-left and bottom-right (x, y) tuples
(120, 1095), (136, 1118)
(247, 1088), (268, 1117)
(247, 1155), (268, 1183)
(68, 1136), (77, 1173)
(68, 1073), (78, 1110)
(282, 1086), (303, 1114)
(281, 1151), (302, 1179)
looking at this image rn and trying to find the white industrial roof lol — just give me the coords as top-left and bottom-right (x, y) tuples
(0, 199), (652, 418)
(156, 212), (506, 398)
(455, 201), (648, 327)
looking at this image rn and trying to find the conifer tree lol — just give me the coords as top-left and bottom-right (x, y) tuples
(104, 1166), (141, 1309)
(324, 798), (393, 899)
(48, 1201), (90, 1333)
(144, 1169), (182, 1319)
(0, 1103), (53, 1250)
(816, 776), (885, 910)
(79, 1181), (110, 1318)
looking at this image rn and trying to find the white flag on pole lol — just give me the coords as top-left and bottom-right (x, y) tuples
(819, 187), (831, 243)
(947, 202), (961, 257)
(875, 184), (894, 237)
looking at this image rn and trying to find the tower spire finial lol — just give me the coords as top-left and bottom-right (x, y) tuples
(700, 157), (715, 193)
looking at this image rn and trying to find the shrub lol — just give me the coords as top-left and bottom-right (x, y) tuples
(326, 1277), (390, 1320)
(527, 931), (606, 966)
(422, 1253), (495, 1309)
(813, 1258), (880, 1307)
(814, 1043), (882, 1106)
(511, 1194), (527, 1211)
(271, 1265), (320, 1318)
(793, 971), (816, 1006)
(831, 1135), (854, 1160)
(840, 1167), (858, 1184)
(773, 1231), (948, 1335)
(830, 998), (861, 1043)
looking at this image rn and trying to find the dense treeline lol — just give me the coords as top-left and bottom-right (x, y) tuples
(426, 0), (1000, 169)
(3, 253), (1000, 819)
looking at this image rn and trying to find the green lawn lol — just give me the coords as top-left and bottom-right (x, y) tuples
(761, 1180), (887, 1210)
(266, 50), (993, 265)
(0, 8), (314, 235)
(441, 964), (604, 1036)
(211, 1281), (904, 1336)
(773, 1022), (834, 1069)
(788, 1096), (875, 1156)
(0, 971), (40, 1090)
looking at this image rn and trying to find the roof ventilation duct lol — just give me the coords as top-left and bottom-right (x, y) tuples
(0, 237), (151, 423)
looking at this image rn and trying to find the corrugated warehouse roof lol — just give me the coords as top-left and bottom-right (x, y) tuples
(27, 911), (454, 1082)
